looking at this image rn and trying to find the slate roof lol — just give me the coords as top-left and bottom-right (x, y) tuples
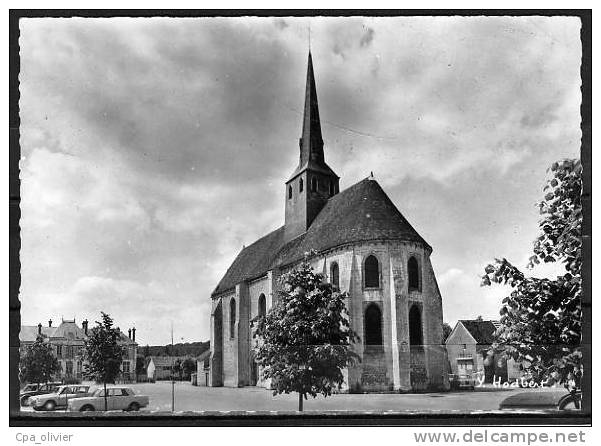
(148, 356), (187, 367)
(20, 326), (57, 343)
(212, 177), (430, 297)
(21, 321), (137, 344)
(459, 320), (499, 345)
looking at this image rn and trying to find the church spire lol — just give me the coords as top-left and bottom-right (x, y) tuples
(284, 51), (339, 243)
(299, 51), (324, 165)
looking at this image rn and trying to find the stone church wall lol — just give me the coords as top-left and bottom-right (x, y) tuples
(212, 241), (448, 392)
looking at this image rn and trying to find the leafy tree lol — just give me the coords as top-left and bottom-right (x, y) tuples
(174, 358), (183, 380)
(482, 159), (582, 397)
(135, 356), (146, 377)
(442, 322), (453, 343)
(180, 358), (196, 380)
(83, 312), (125, 411)
(253, 257), (359, 411)
(19, 335), (60, 386)
(143, 344), (150, 358)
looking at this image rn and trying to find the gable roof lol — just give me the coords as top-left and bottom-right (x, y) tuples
(147, 356), (186, 367)
(459, 320), (499, 345)
(212, 177), (430, 296)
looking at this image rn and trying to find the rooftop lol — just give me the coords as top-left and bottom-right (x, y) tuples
(212, 177), (430, 296)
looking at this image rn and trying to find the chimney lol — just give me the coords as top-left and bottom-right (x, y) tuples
(128, 328), (132, 339)
(37, 323), (42, 335)
(48, 319), (52, 327)
(82, 319), (88, 335)
(132, 327), (136, 342)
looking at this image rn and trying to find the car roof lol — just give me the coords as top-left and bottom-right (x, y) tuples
(499, 390), (569, 408)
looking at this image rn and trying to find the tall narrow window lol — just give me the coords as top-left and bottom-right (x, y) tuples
(311, 177), (318, 192)
(230, 298), (236, 339)
(288, 185), (292, 199)
(409, 305), (423, 346)
(364, 255), (379, 288)
(364, 304), (383, 346)
(299, 178), (304, 193)
(330, 262), (339, 289)
(408, 256), (420, 291)
(258, 294), (266, 318)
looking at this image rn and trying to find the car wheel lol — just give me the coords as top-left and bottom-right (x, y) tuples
(128, 402), (140, 412)
(80, 405), (95, 412)
(44, 400), (56, 411)
(559, 395), (581, 411)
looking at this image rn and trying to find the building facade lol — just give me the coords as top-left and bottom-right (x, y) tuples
(445, 319), (525, 383)
(20, 318), (138, 383)
(209, 53), (448, 392)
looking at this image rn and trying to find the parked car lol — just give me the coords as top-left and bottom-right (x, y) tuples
(20, 382), (62, 406)
(30, 385), (91, 411)
(67, 387), (149, 412)
(449, 373), (476, 390)
(499, 390), (581, 411)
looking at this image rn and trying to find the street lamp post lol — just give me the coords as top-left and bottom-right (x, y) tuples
(171, 322), (174, 413)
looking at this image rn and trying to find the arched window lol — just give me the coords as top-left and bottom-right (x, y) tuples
(330, 262), (339, 289)
(230, 298), (236, 339)
(311, 177), (318, 192)
(409, 305), (423, 346)
(258, 294), (266, 318)
(364, 255), (379, 288)
(364, 304), (383, 346)
(408, 256), (420, 291)
(299, 178), (304, 193)
(288, 185), (292, 199)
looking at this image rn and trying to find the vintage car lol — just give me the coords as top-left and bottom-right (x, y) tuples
(20, 382), (62, 406)
(30, 385), (91, 411)
(449, 373), (476, 390)
(499, 390), (582, 411)
(67, 387), (149, 412)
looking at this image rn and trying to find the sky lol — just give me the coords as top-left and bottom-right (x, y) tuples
(19, 16), (582, 346)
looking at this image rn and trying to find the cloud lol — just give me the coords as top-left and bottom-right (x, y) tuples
(18, 16), (582, 344)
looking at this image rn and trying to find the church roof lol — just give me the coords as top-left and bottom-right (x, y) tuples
(212, 177), (430, 297)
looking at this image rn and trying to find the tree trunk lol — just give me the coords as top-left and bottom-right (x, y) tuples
(103, 382), (107, 411)
(298, 392), (303, 412)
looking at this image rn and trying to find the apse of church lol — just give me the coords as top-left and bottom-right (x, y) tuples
(209, 52), (448, 392)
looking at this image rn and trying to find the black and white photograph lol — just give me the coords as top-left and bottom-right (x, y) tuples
(9, 10), (591, 430)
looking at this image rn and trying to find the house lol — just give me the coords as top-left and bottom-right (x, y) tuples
(194, 349), (211, 387)
(146, 356), (180, 380)
(209, 52), (448, 392)
(445, 319), (514, 383)
(20, 318), (138, 383)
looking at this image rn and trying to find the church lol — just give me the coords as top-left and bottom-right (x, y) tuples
(209, 52), (448, 392)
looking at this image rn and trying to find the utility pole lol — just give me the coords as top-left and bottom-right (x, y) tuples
(171, 321), (174, 413)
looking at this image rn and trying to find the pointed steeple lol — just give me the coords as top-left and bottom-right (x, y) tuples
(299, 51), (324, 165)
(284, 52), (340, 243)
